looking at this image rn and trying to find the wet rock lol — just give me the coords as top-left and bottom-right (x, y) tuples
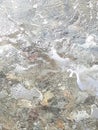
(0, 0), (98, 130)
(0, 71), (6, 78)
(55, 119), (64, 129)
(50, 95), (68, 110)
(84, 96), (95, 105)
(0, 44), (26, 74)
(0, 90), (8, 99)
(76, 91), (88, 104)
(41, 91), (54, 106)
(17, 99), (32, 108)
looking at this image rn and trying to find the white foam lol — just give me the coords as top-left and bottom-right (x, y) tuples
(33, 4), (38, 8)
(0, 44), (12, 55)
(68, 65), (98, 95)
(48, 47), (71, 69)
(81, 34), (97, 48)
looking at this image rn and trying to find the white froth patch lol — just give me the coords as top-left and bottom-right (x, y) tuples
(43, 19), (48, 24)
(33, 4), (38, 8)
(88, 1), (93, 9)
(81, 35), (97, 48)
(48, 47), (71, 70)
(68, 65), (98, 96)
(0, 44), (12, 55)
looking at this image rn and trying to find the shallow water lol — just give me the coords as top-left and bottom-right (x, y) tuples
(0, 0), (98, 130)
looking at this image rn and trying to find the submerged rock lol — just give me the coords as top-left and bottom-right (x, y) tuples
(0, 0), (98, 130)
(91, 105), (98, 119)
(0, 90), (8, 99)
(10, 84), (43, 102)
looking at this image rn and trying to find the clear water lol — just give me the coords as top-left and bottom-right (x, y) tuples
(0, 0), (98, 129)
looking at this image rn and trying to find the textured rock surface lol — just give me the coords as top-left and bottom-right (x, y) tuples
(0, 0), (98, 130)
